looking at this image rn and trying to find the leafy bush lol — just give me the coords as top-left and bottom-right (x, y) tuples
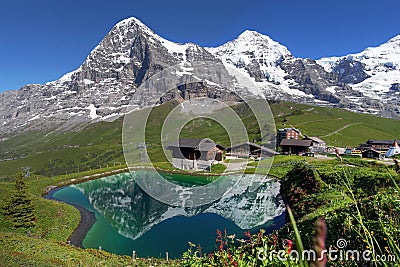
(184, 159), (400, 266)
(280, 162), (326, 219)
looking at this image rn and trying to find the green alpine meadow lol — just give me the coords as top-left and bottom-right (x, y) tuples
(1, 4), (400, 266)
(1, 101), (400, 266)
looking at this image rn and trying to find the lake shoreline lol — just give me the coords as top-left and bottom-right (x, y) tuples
(41, 165), (275, 249)
(43, 186), (96, 248)
(41, 167), (131, 248)
(43, 171), (285, 257)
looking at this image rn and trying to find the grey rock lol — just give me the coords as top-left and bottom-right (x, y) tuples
(333, 58), (370, 84)
(390, 83), (400, 91)
(280, 58), (340, 103)
(0, 18), (220, 137)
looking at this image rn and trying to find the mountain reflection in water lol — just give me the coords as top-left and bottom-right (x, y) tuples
(55, 171), (286, 257)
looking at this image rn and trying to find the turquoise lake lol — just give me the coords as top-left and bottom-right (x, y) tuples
(52, 171), (285, 258)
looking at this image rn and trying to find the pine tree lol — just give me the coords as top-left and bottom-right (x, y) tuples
(3, 172), (36, 228)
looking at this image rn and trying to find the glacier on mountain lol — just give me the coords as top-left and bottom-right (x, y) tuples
(0, 17), (399, 136)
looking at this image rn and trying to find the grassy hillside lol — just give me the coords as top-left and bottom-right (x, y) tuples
(271, 102), (399, 146)
(1, 101), (399, 178)
(0, 169), (180, 266)
(0, 118), (125, 179)
(1, 156), (398, 266)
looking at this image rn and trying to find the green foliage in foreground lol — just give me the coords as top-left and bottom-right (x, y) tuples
(183, 158), (400, 266)
(0, 232), (180, 267)
(182, 229), (299, 267)
(0, 157), (399, 266)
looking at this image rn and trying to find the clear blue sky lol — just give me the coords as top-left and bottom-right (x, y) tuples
(0, 0), (399, 92)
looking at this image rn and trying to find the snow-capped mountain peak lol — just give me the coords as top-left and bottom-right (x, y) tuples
(386, 34), (400, 44)
(208, 30), (291, 60)
(317, 35), (400, 104)
(116, 17), (153, 32)
(236, 30), (276, 42)
(114, 17), (197, 61)
(206, 30), (292, 86)
(1, 17), (399, 137)
(0, 17), (220, 136)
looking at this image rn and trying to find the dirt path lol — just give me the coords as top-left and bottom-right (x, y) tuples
(223, 161), (248, 171)
(321, 122), (363, 137)
(294, 117), (343, 126)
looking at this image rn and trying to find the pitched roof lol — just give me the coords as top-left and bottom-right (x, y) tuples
(278, 127), (301, 133)
(228, 141), (261, 151)
(280, 139), (313, 147)
(253, 147), (278, 155)
(177, 138), (204, 148)
(366, 140), (394, 145)
(167, 138), (216, 150)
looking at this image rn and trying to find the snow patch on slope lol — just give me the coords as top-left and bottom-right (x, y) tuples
(317, 35), (400, 101)
(207, 30), (292, 85)
(87, 104), (98, 119)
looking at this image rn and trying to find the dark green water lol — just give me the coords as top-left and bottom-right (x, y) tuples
(53, 171), (285, 258)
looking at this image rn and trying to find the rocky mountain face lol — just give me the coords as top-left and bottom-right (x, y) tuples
(317, 35), (400, 116)
(0, 17), (399, 137)
(207, 30), (400, 117)
(0, 18), (219, 136)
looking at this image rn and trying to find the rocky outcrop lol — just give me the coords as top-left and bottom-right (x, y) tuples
(390, 83), (400, 91)
(333, 58), (370, 84)
(280, 58), (340, 103)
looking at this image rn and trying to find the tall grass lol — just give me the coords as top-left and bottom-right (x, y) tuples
(339, 165), (400, 266)
(182, 160), (400, 266)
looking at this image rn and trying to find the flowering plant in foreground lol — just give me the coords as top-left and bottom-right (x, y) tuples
(182, 161), (400, 267)
(182, 229), (298, 267)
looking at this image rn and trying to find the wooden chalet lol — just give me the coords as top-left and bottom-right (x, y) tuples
(226, 142), (277, 159)
(167, 138), (223, 170)
(361, 148), (383, 159)
(280, 139), (313, 155)
(359, 140), (393, 152)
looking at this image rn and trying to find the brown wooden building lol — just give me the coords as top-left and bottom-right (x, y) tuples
(280, 139), (313, 155)
(359, 140), (393, 152)
(361, 148), (382, 159)
(226, 142), (277, 159)
(167, 138), (223, 170)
